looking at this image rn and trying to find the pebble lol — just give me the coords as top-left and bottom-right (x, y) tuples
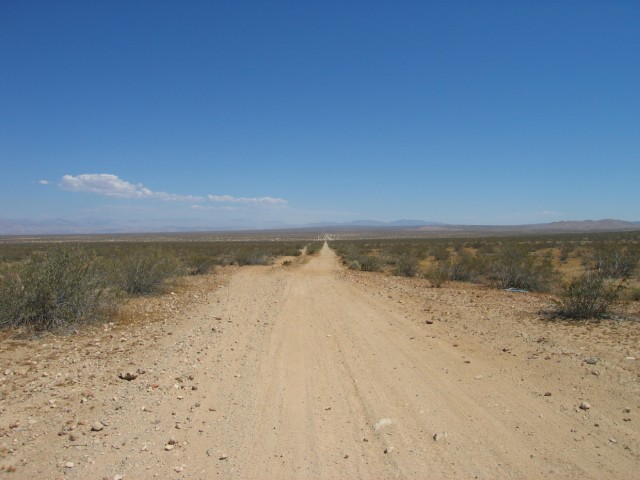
(579, 401), (591, 411)
(64, 462), (74, 468)
(175, 465), (185, 472)
(584, 357), (599, 365)
(219, 454), (228, 460)
(91, 421), (104, 431)
(383, 447), (394, 454)
(119, 372), (138, 381)
(433, 432), (448, 442)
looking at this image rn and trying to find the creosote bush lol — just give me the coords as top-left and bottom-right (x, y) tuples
(394, 256), (420, 277)
(425, 262), (448, 287)
(112, 248), (184, 295)
(556, 272), (620, 319)
(0, 246), (113, 331)
(487, 244), (558, 292)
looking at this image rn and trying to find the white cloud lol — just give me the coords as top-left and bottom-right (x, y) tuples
(60, 174), (204, 202)
(207, 194), (287, 205)
(36, 180), (51, 185)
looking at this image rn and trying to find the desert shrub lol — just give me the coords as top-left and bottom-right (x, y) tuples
(183, 254), (216, 275)
(282, 259), (292, 266)
(593, 246), (637, 279)
(425, 262), (448, 287)
(234, 251), (270, 266)
(446, 253), (483, 282)
(112, 247), (184, 295)
(623, 286), (640, 302)
(429, 244), (450, 261)
(487, 244), (558, 292)
(359, 255), (381, 272)
(556, 272), (620, 319)
(305, 242), (323, 255)
(349, 260), (361, 270)
(394, 256), (420, 277)
(0, 246), (113, 331)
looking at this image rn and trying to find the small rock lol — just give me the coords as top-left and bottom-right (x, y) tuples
(579, 401), (591, 411)
(69, 433), (78, 442)
(433, 432), (447, 442)
(623, 407), (631, 413)
(91, 421), (104, 432)
(167, 437), (177, 445)
(609, 437), (618, 444)
(119, 372), (138, 381)
(544, 392), (552, 397)
(64, 462), (74, 468)
(383, 447), (394, 454)
(584, 357), (599, 365)
(174, 465), (185, 472)
(164, 444), (174, 451)
(114, 475), (123, 480)
(219, 454), (228, 460)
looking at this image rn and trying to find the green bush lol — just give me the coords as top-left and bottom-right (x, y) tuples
(183, 254), (217, 275)
(446, 253), (483, 282)
(556, 272), (620, 319)
(593, 246), (637, 279)
(359, 255), (381, 272)
(425, 262), (448, 287)
(487, 244), (558, 292)
(0, 246), (113, 331)
(394, 256), (420, 277)
(112, 247), (184, 295)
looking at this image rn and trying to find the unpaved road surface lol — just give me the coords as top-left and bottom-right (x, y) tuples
(1, 244), (639, 479)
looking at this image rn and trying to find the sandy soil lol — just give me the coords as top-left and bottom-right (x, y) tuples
(1, 243), (638, 479)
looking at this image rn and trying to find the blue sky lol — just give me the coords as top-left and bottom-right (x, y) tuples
(1, 1), (639, 231)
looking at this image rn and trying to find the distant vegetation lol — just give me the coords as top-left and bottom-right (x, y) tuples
(0, 239), (313, 332)
(332, 231), (640, 319)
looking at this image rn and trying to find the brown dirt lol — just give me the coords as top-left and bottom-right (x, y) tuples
(0, 244), (638, 479)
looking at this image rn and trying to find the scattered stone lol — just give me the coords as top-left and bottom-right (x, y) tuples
(584, 357), (599, 365)
(175, 465), (185, 472)
(219, 454), (228, 460)
(324, 406), (332, 411)
(119, 372), (138, 381)
(623, 407), (631, 413)
(544, 392), (552, 397)
(167, 437), (177, 445)
(69, 433), (78, 442)
(164, 444), (174, 451)
(91, 421), (104, 432)
(64, 462), (74, 468)
(579, 401), (591, 411)
(383, 447), (394, 454)
(625, 357), (636, 361)
(114, 475), (123, 480)
(609, 437), (618, 444)
(425, 320), (434, 325)
(433, 432), (448, 442)
(373, 418), (393, 431)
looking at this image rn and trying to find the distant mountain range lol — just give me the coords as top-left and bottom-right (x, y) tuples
(0, 218), (638, 236)
(305, 219), (445, 228)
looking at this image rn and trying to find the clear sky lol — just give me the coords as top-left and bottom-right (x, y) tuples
(1, 1), (639, 231)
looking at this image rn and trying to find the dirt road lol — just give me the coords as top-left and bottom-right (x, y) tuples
(1, 243), (638, 479)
